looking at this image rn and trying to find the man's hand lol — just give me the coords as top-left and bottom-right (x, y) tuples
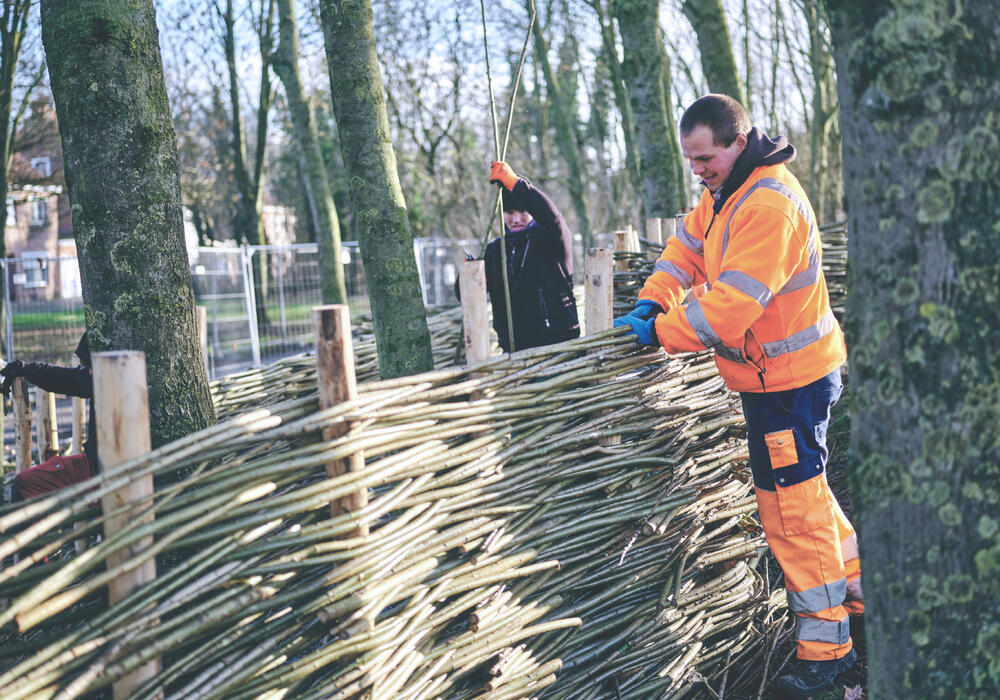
(489, 161), (518, 191)
(613, 300), (662, 346)
(1, 359), (24, 397)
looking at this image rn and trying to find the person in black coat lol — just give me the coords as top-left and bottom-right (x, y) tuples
(481, 161), (580, 353)
(2, 333), (96, 501)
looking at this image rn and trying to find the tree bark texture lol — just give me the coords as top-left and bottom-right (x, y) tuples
(273, 0), (347, 304)
(613, 0), (682, 217)
(317, 0), (432, 379)
(527, 0), (592, 249)
(40, 0), (216, 448)
(826, 0), (1000, 695)
(681, 0), (746, 107)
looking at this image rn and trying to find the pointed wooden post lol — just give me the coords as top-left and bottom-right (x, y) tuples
(584, 248), (614, 335)
(93, 351), (160, 699)
(662, 216), (678, 242)
(314, 305), (368, 538)
(12, 377), (31, 473)
(458, 260), (490, 365)
(35, 388), (58, 460)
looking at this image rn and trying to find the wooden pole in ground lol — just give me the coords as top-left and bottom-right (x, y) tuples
(196, 306), (209, 375)
(35, 388), (58, 460)
(72, 356), (85, 455)
(313, 305), (368, 538)
(584, 248), (614, 336)
(93, 351), (160, 699)
(12, 377), (31, 473)
(662, 216), (678, 242)
(645, 218), (662, 259)
(585, 247), (621, 446)
(458, 260), (490, 365)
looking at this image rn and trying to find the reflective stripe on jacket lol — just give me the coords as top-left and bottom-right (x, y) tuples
(639, 164), (845, 392)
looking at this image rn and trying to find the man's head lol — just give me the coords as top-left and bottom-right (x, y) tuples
(679, 94), (751, 193)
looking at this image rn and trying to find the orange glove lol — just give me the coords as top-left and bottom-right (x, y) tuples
(489, 161), (518, 191)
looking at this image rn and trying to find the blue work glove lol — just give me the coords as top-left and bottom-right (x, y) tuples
(613, 300), (662, 346)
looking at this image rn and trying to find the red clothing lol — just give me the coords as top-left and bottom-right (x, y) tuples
(12, 453), (93, 501)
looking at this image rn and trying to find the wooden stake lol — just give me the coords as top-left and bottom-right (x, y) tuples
(613, 229), (632, 271)
(35, 388), (58, 460)
(196, 305), (209, 375)
(584, 248), (614, 335)
(458, 260), (490, 365)
(645, 218), (662, 257)
(72, 357), (86, 455)
(12, 377), (31, 473)
(662, 216), (678, 241)
(314, 305), (369, 538)
(93, 351), (160, 699)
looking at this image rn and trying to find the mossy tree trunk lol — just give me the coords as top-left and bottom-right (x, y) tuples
(317, 0), (432, 379)
(680, 0), (746, 107)
(613, 0), (682, 217)
(526, 0), (591, 250)
(826, 0), (1000, 695)
(272, 0), (346, 304)
(800, 0), (840, 223)
(40, 0), (216, 447)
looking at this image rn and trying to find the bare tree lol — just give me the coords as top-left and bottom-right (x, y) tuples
(272, 0), (346, 303)
(317, 0), (432, 378)
(40, 0), (215, 446)
(680, 0), (745, 106)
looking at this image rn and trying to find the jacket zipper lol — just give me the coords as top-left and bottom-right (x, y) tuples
(538, 289), (551, 328)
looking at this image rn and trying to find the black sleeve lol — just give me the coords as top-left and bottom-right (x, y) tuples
(511, 179), (575, 278)
(18, 362), (93, 398)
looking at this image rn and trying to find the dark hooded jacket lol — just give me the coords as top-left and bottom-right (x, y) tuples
(482, 178), (579, 352)
(17, 333), (97, 468)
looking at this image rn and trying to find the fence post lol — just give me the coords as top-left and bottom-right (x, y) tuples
(35, 387), (58, 461)
(645, 218), (662, 257)
(12, 377), (31, 472)
(93, 351), (159, 699)
(458, 260), (490, 365)
(196, 306), (208, 375)
(3, 260), (13, 363)
(241, 246), (262, 366)
(662, 216), (678, 242)
(584, 248), (614, 335)
(71, 357), (85, 455)
(614, 227), (638, 271)
(313, 305), (368, 538)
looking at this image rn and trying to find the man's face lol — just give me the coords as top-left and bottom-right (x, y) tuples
(503, 209), (533, 232)
(680, 124), (747, 193)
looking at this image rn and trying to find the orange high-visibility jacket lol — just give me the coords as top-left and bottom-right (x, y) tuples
(639, 163), (845, 392)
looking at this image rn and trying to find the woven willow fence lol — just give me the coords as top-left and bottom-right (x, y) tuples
(0, 227), (848, 700)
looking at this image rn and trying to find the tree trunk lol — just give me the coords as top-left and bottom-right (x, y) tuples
(527, 0), (591, 249)
(681, 0), (745, 106)
(590, 0), (642, 208)
(317, 0), (432, 379)
(221, 0), (270, 326)
(273, 0), (347, 304)
(40, 0), (216, 447)
(826, 0), (1000, 695)
(613, 0), (682, 217)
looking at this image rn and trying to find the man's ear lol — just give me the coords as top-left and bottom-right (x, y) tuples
(734, 132), (748, 152)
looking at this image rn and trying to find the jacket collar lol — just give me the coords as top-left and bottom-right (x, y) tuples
(712, 127), (796, 213)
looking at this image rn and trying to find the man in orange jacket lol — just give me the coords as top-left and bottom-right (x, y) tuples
(615, 94), (861, 698)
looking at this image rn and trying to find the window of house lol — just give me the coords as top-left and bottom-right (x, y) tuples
(31, 156), (51, 177)
(6, 200), (15, 226)
(21, 251), (48, 288)
(31, 199), (47, 226)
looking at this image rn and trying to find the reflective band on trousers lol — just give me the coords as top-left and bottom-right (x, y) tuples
(786, 578), (847, 614)
(705, 309), (839, 364)
(796, 616), (850, 645)
(654, 259), (693, 288)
